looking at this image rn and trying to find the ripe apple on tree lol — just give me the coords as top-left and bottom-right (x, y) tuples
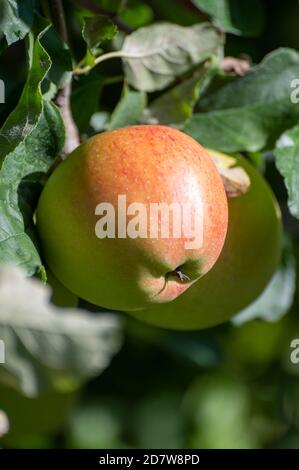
(37, 126), (228, 311)
(128, 150), (282, 330)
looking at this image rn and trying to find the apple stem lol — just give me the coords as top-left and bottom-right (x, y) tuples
(168, 267), (191, 283)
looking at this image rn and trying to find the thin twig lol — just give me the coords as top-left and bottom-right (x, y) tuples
(51, 0), (80, 157)
(55, 82), (80, 156)
(73, 45), (177, 75)
(71, 0), (134, 33)
(73, 49), (139, 75)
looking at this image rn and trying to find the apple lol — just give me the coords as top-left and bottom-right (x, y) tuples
(47, 269), (78, 308)
(37, 126), (228, 311)
(127, 150), (282, 330)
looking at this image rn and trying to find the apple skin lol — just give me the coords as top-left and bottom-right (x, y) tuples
(127, 151), (282, 330)
(47, 269), (78, 308)
(37, 126), (228, 311)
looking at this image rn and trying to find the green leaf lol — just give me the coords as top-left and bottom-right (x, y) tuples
(0, 267), (123, 396)
(192, 0), (265, 36)
(122, 22), (223, 92)
(71, 74), (104, 133)
(0, 0), (35, 45)
(80, 15), (118, 70)
(199, 49), (299, 112)
(0, 23), (51, 162)
(0, 22), (64, 275)
(144, 63), (218, 126)
(185, 49), (299, 152)
(275, 124), (299, 219)
(0, 101), (64, 274)
(82, 15), (118, 52)
(107, 87), (146, 130)
(232, 238), (296, 325)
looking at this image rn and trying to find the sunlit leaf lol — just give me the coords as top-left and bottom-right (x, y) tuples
(122, 22), (223, 92)
(185, 48), (299, 152)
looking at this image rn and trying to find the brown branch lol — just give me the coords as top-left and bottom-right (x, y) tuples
(51, 0), (80, 157)
(71, 0), (134, 33)
(55, 82), (80, 156)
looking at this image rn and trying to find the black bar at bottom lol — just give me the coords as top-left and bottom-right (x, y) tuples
(0, 449), (296, 467)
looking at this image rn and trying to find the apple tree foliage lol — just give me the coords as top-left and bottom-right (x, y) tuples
(0, 0), (299, 449)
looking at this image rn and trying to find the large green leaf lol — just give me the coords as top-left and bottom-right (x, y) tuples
(107, 87), (146, 130)
(275, 124), (299, 219)
(0, 101), (64, 274)
(0, 23), (64, 275)
(185, 49), (299, 152)
(198, 49), (299, 112)
(192, 0), (265, 36)
(122, 22), (223, 92)
(0, 0), (35, 45)
(0, 23), (51, 161)
(0, 267), (122, 397)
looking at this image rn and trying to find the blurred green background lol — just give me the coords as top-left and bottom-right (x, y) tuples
(1, 310), (299, 449)
(1, 0), (299, 449)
